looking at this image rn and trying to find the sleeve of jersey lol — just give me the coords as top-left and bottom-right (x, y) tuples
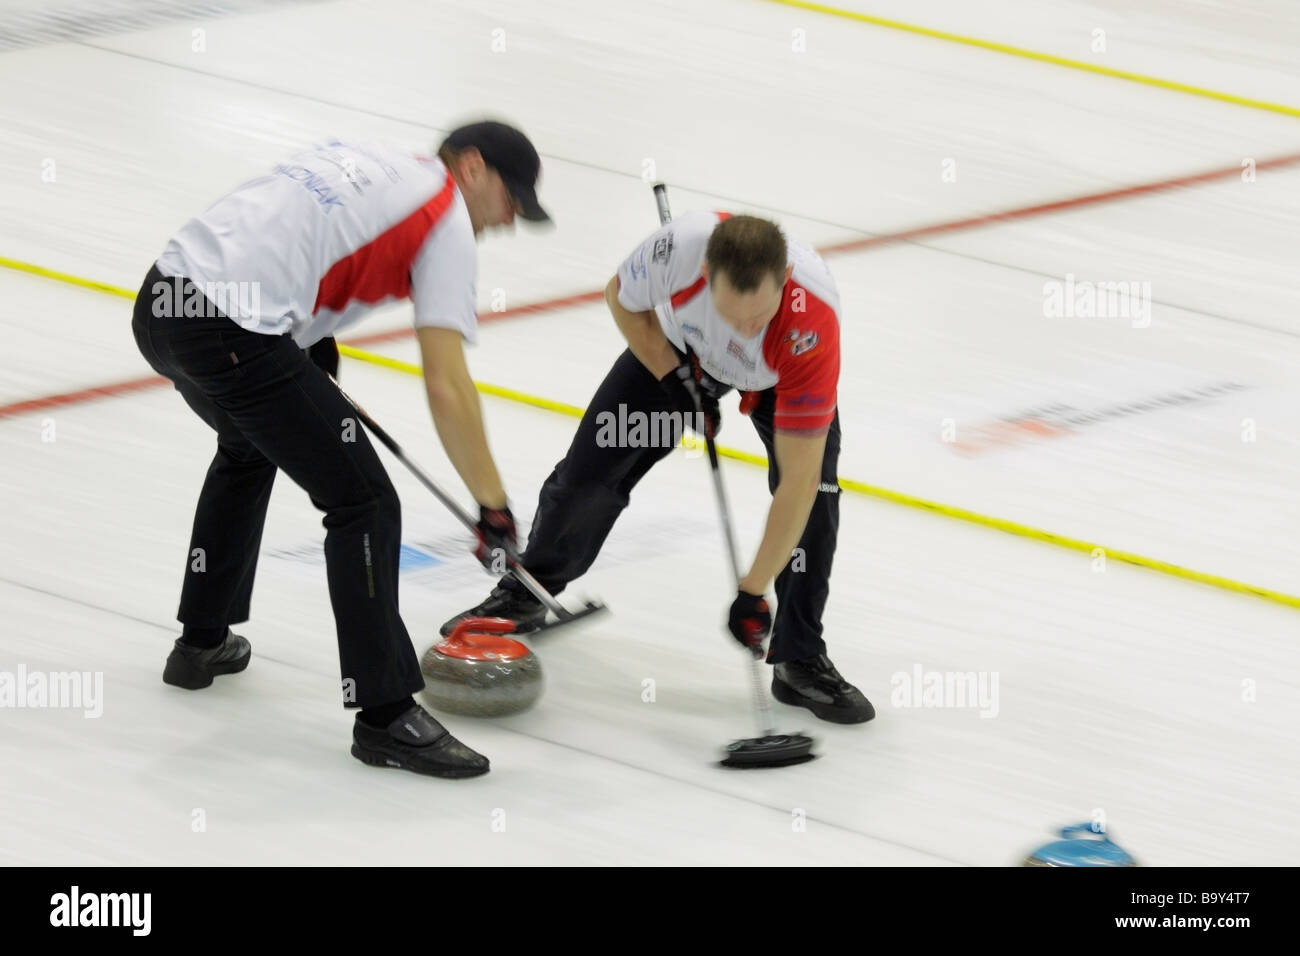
(410, 218), (479, 345)
(771, 305), (840, 435)
(615, 221), (687, 312)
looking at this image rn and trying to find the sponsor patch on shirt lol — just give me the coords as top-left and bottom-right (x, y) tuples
(785, 393), (828, 407)
(788, 329), (819, 356)
(726, 339), (757, 370)
(652, 234), (673, 264)
(628, 247), (648, 280)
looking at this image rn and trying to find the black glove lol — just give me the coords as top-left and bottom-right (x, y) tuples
(660, 363), (721, 439)
(307, 336), (340, 377)
(474, 505), (518, 573)
(728, 590), (771, 658)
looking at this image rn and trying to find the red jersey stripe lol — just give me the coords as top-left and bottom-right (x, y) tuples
(665, 213), (729, 310)
(670, 274), (708, 310)
(313, 172), (458, 315)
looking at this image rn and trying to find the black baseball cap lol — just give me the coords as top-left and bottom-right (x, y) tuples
(440, 120), (550, 224)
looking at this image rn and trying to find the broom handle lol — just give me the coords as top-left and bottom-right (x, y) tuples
(332, 380), (567, 618)
(653, 183), (775, 738)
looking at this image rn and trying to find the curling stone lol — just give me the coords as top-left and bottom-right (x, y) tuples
(1022, 822), (1138, 866)
(420, 617), (543, 717)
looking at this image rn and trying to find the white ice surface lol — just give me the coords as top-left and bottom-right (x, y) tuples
(1, 0), (1298, 865)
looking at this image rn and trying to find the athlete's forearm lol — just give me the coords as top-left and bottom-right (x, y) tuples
(605, 276), (680, 379)
(740, 429), (826, 594)
(425, 376), (507, 509)
(416, 326), (507, 509)
(741, 478), (819, 595)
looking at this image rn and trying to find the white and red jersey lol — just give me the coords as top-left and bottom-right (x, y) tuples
(156, 141), (477, 348)
(616, 210), (840, 435)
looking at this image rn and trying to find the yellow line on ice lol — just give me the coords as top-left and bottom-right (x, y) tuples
(337, 346), (587, 417)
(2, 260), (1293, 609)
(0, 255), (135, 298)
(338, 344), (1300, 611)
(764, 0), (1300, 119)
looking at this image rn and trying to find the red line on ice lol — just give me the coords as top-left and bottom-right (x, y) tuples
(817, 152), (1300, 255)
(0, 289), (605, 420)
(4, 153), (1295, 420)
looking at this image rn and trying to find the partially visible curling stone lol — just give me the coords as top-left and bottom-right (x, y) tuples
(420, 618), (543, 717)
(1022, 822), (1138, 866)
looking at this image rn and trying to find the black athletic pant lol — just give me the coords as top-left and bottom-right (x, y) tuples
(131, 264), (424, 708)
(507, 348), (841, 663)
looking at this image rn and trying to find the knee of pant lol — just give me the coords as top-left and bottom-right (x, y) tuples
(326, 473), (400, 523)
(581, 480), (630, 510)
(542, 477), (628, 514)
(553, 458), (631, 499)
(374, 477), (401, 521)
(217, 436), (270, 468)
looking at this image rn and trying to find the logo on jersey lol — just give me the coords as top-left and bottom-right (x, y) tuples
(651, 235), (673, 264)
(318, 148), (373, 194)
(786, 393), (827, 407)
(627, 248), (649, 281)
(726, 340), (757, 371)
(788, 329), (819, 356)
(274, 163), (345, 212)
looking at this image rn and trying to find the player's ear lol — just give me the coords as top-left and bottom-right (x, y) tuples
(700, 262), (710, 283)
(458, 147), (486, 185)
(783, 264), (794, 283)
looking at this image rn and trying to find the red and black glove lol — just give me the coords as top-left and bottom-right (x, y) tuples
(474, 505), (518, 572)
(727, 590), (771, 658)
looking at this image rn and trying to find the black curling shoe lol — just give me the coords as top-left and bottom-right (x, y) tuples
(772, 654), (875, 724)
(440, 581), (546, 637)
(162, 631), (251, 689)
(351, 705), (490, 778)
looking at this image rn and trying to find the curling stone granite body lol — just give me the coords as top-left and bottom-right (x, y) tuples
(420, 625), (543, 717)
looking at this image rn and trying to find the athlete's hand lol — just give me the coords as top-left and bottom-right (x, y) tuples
(727, 590), (770, 658)
(474, 505), (518, 573)
(660, 363), (721, 439)
(307, 336), (340, 377)
(689, 351), (731, 402)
